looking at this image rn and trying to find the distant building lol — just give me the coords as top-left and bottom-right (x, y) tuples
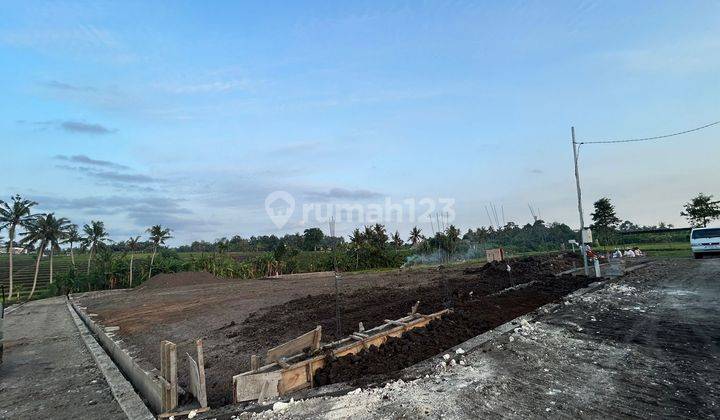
(0, 246), (28, 255)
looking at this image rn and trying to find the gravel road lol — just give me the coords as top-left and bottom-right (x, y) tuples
(243, 258), (720, 419)
(0, 297), (126, 419)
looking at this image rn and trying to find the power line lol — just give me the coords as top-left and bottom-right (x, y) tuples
(579, 119), (720, 145)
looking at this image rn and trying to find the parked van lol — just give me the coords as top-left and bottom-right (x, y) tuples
(690, 227), (720, 259)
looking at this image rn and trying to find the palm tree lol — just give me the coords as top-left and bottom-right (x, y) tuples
(64, 224), (82, 267)
(20, 213), (71, 299)
(408, 226), (423, 246)
(127, 236), (141, 287)
(147, 225), (172, 279)
(83, 220), (109, 275)
(0, 195), (38, 298)
(392, 231), (404, 249)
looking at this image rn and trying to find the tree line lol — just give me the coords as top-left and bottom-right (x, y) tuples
(0, 195), (172, 299)
(589, 192), (720, 245)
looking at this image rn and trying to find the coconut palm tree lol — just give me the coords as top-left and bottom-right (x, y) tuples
(392, 231), (404, 249)
(147, 225), (172, 279)
(408, 226), (423, 246)
(83, 220), (109, 275)
(127, 235), (141, 287)
(20, 213), (71, 299)
(64, 224), (82, 267)
(0, 195), (39, 298)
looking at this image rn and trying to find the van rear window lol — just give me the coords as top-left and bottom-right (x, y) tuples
(692, 228), (720, 239)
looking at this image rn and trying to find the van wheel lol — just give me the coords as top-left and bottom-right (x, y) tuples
(694, 253), (703, 259)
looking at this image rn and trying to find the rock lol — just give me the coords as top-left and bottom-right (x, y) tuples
(273, 401), (290, 412)
(442, 354), (451, 361)
(455, 348), (466, 355)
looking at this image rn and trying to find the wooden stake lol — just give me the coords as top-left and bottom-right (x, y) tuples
(411, 301), (420, 315)
(195, 339), (207, 408)
(250, 354), (259, 371)
(160, 340), (178, 412)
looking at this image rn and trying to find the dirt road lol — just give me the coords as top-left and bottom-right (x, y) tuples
(247, 258), (720, 419)
(0, 297), (126, 419)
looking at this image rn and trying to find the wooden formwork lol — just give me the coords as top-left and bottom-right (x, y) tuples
(233, 305), (450, 403)
(69, 298), (207, 416)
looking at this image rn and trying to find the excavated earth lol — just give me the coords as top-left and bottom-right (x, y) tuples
(77, 253), (582, 407)
(313, 274), (595, 386)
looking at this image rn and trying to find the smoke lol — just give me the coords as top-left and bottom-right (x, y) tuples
(403, 243), (487, 267)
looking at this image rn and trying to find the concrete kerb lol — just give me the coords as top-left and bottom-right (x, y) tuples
(208, 262), (655, 418)
(66, 298), (154, 420)
(69, 297), (166, 415)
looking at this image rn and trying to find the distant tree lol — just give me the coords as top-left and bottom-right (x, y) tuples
(21, 213), (71, 299)
(302, 228), (324, 251)
(127, 236), (141, 287)
(147, 225), (172, 278)
(408, 226), (423, 246)
(445, 225), (461, 255)
(618, 220), (640, 232)
(64, 224), (82, 267)
(681, 193), (720, 227)
(371, 223), (388, 248)
(391, 231), (404, 248)
(591, 197), (621, 230)
(83, 221), (110, 275)
(0, 195), (39, 298)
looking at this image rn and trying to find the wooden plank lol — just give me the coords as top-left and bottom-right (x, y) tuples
(250, 354), (259, 371)
(233, 371), (281, 403)
(257, 380), (270, 403)
(231, 308), (451, 402)
(194, 339), (207, 408)
(279, 363), (313, 393)
(160, 341), (178, 412)
(266, 326), (321, 363)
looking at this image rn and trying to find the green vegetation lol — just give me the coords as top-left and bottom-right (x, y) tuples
(1, 191), (713, 302)
(681, 193), (720, 227)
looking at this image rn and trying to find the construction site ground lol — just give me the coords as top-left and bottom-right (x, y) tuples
(75, 253), (583, 407)
(234, 257), (720, 419)
(0, 297), (126, 419)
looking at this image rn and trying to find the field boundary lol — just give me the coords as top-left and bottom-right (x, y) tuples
(66, 298), (154, 420)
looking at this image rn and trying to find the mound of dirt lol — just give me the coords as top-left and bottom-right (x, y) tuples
(313, 274), (594, 386)
(137, 271), (232, 291)
(464, 253), (581, 277)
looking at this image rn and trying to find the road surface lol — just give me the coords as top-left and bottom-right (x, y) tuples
(0, 297), (126, 419)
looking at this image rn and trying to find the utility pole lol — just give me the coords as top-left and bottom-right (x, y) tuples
(571, 127), (590, 276)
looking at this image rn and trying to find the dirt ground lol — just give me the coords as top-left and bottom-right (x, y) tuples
(241, 258), (720, 419)
(76, 253), (581, 407)
(0, 297), (126, 419)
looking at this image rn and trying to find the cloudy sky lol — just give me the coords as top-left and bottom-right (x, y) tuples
(2, 1), (719, 245)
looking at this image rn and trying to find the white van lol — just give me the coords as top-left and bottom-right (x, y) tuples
(690, 227), (720, 259)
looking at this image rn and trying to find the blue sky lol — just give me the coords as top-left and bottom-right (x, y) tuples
(1, 1), (719, 244)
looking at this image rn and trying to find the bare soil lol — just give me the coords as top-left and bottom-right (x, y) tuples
(77, 253), (581, 407)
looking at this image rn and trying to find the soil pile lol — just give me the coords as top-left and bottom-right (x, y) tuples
(313, 274), (594, 386)
(464, 253), (580, 277)
(137, 271), (231, 291)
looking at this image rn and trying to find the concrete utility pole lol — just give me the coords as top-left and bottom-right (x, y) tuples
(571, 127), (590, 276)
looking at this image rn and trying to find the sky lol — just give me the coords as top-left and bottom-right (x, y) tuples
(1, 1), (719, 245)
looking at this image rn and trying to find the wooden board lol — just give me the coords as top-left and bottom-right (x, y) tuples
(266, 326), (321, 363)
(160, 341), (178, 412)
(232, 308), (449, 402)
(486, 248), (504, 262)
(233, 371), (282, 403)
